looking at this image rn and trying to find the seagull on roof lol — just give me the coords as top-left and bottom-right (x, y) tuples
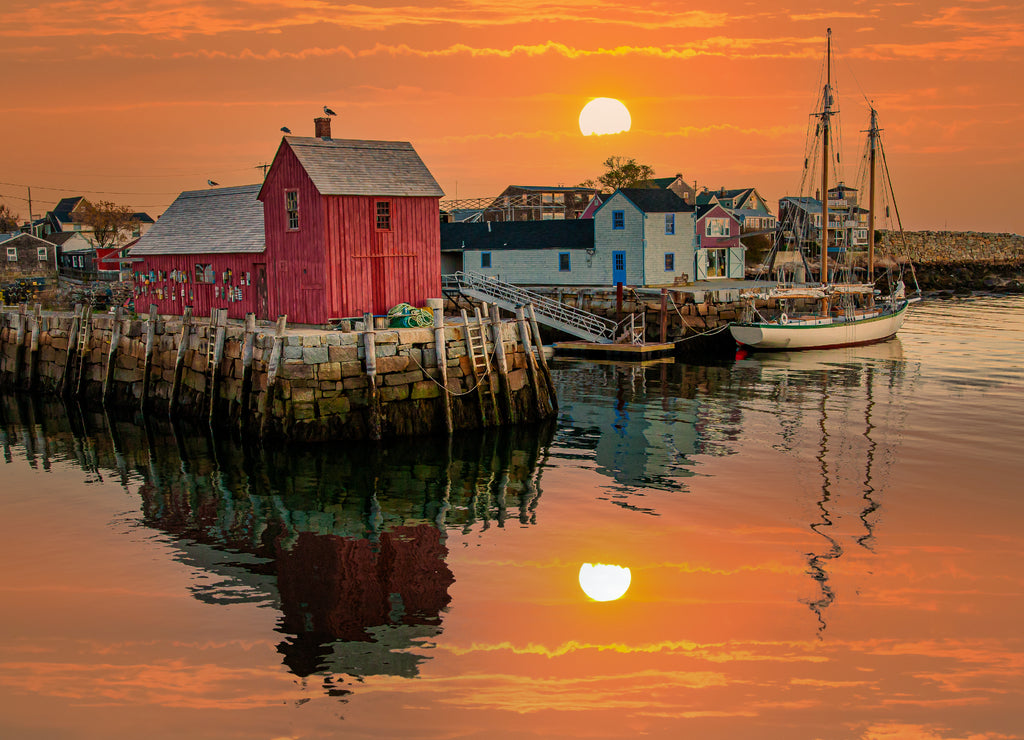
(280, 126), (291, 134)
(207, 179), (219, 187)
(323, 106), (337, 116)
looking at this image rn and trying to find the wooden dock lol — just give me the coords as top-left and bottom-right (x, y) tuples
(551, 340), (678, 360)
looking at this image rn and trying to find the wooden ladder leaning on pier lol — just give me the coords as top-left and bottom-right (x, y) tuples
(461, 308), (499, 425)
(71, 306), (92, 395)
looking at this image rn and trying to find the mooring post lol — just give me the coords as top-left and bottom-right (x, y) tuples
(101, 306), (123, 404)
(12, 304), (27, 387)
(527, 303), (558, 412)
(427, 298), (452, 435)
(59, 304), (83, 396)
(259, 314), (288, 438)
(363, 311), (382, 441)
(489, 303), (513, 423)
(169, 306), (193, 416)
(140, 304), (158, 410)
(239, 312), (256, 422)
(26, 304), (41, 390)
(660, 288), (668, 343)
(516, 305), (545, 417)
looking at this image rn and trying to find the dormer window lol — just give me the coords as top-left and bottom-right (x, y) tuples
(285, 190), (299, 230)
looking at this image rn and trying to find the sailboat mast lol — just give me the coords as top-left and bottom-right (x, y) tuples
(867, 106), (878, 284)
(820, 28), (831, 284)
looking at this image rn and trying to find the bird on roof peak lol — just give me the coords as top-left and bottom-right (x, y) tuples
(207, 179), (219, 187)
(323, 105), (337, 116)
(280, 126), (292, 134)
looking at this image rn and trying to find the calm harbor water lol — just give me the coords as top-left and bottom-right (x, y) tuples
(1, 295), (1022, 740)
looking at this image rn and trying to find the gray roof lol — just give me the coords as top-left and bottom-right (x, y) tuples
(617, 188), (694, 213)
(280, 137), (444, 197)
(131, 184), (265, 256)
(440, 220), (594, 252)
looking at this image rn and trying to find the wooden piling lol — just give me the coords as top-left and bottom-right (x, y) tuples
(259, 315), (287, 438)
(140, 304), (158, 410)
(427, 298), (452, 435)
(363, 311), (381, 441)
(516, 305), (545, 417)
(169, 306), (193, 415)
(660, 288), (668, 343)
(101, 307), (123, 404)
(239, 312), (256, 421)
(12, 305), (27, 387)
(59, 304), (83, 396)
(27, 304), (41, 390)
(527, 303), (558, 411)
(489, 304), (514, 423)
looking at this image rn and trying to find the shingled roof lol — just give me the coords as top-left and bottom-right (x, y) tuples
(440, 220), (594, 252)
(131, 184), (265, 256)
(278, 137), (444, 198)
(617, 188), (694, 213)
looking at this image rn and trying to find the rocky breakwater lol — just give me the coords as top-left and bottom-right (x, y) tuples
(0, 301), (556, 442)
(879, 230), (1024, 293)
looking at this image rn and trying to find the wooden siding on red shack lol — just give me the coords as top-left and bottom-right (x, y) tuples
(324, 194), (441, 318)
(131, 121), (445, 326)
(259, 128), (444, 322)
(130, 184), (269, 320)
(134, 254), (270, 321)
(259, 141), (327, 325)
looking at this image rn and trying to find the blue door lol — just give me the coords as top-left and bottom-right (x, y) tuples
(612, 251), (626, 286)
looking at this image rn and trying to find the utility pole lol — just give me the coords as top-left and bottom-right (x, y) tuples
(27, 186), (33, 235)
(255, 163), (270, 180)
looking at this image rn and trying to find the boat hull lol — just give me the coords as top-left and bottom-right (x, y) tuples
(730, 301), (911, 351)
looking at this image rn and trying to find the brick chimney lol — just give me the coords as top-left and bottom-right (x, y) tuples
(314, 117), (331, 140)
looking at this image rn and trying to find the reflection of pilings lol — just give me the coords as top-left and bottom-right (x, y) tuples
(858, 365), (880, 550)
(804, 380), (842, 636)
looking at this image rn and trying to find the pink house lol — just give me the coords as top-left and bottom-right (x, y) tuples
(694, 203), (745, 279)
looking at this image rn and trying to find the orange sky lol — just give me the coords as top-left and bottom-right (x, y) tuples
(1, 0), (1022, 234)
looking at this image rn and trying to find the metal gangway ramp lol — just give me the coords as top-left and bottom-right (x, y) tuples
(441, 271), (642, 345)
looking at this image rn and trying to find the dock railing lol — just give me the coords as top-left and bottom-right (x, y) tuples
(441, 272), (644, 344)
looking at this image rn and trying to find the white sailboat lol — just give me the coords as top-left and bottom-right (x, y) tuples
(730, 29), (920, 351)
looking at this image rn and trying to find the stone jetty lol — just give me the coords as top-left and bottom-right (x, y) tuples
(0, 299), (556, 441)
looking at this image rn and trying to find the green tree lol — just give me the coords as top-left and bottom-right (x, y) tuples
(580, 156), (656, 193)
(0, 202), (19, 232)
(77, 200), (139, 251)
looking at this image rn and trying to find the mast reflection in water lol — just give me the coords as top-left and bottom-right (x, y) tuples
(0, 394), (552, 692)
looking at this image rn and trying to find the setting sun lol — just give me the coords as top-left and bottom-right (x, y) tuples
(578, 98), (632, 136)
(578, 563), (632, 601)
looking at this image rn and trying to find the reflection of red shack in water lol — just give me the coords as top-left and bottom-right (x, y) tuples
(273, 525), (454, 677)
(276, 527), (453, 641)
(21, 406), (547, 681)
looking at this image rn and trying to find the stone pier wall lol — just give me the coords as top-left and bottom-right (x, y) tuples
(0, 306), (556, 441)
(879, 230), (1024, 264)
